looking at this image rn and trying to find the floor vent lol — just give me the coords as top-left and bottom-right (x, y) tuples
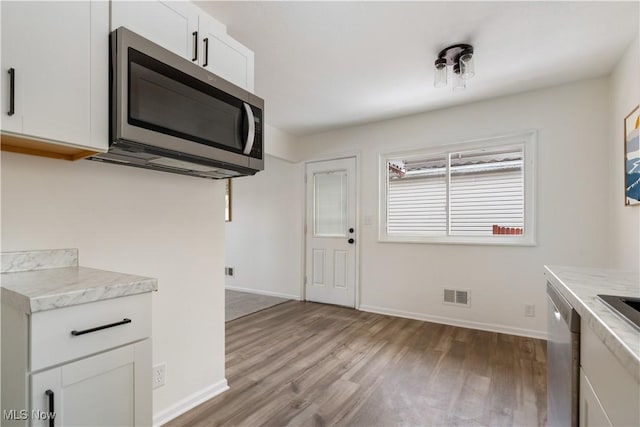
(442, 288), (471, 307)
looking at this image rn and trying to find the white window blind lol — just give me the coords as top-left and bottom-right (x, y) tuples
(382, 133), (535, 245)
(450, 169), (523, 235)
(388, 174), (446, 234)
(389, 168), (523, 235)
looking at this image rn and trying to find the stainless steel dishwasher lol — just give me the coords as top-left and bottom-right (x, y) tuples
(547, 281), (580, 427)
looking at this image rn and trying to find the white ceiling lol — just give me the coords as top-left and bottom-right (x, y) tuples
(197, 1), (639, 136)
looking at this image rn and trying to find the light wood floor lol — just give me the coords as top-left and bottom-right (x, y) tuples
(166, 301), (547, 427)
(226, 289), (289, 322)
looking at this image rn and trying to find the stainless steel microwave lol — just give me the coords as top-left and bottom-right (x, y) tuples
(89, 27), (264, 179)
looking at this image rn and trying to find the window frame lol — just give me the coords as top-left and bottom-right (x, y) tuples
(378, 130), (537, 246)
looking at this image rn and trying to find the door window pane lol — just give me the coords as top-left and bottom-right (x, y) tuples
(314, 171), (347, 236)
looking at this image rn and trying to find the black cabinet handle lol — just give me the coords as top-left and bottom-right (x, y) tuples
(8, 68), (15, 116)
(192, 31), (198, 61)
(45, 389), (54, 427)
(349, 228), (354, 233)
(348, 238), (355, 244)
(71, 318), (131, 336)
(203, 38), (209, 67)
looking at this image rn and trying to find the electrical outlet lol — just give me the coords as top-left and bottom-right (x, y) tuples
(524, 304), (535, 317)
(225, 267), (234, 277)
(153, 363), (166, 389)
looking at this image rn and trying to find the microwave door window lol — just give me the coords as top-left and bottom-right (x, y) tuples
(128, 55), (244, 152)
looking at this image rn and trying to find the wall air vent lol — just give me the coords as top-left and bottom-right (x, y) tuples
(442, 288), (471, 307)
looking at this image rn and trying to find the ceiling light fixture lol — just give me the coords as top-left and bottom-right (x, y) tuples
(433, 43), (475, 91)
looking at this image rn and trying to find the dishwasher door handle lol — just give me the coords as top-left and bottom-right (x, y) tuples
(549, 297), (563, 322)
(547, 282), (579, 331)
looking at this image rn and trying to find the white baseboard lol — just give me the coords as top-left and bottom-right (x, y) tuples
(225, 285), (300, 301)
(358, 305), (547, 340)
(153, 379), (229, 426)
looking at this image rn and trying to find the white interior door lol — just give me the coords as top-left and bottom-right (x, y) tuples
(305, 157), (357, 307)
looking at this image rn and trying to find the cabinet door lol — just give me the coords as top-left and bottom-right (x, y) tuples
(1, 1), (24, 134)
(0, 1), (108, 151)
(30, 340), (151, 427)
(111, 0), (198, 62)
(579, 369), (612, 427)
(199, 13), (255, 92)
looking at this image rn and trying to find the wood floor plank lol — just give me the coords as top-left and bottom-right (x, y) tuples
(164, 301), (547, 427)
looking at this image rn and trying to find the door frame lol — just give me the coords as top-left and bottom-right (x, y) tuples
(301, 152), (361, 308)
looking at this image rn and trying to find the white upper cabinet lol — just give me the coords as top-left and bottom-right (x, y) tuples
(111, 0), (255, 92)
(0, 0), (253, 161)
(111, 0), (198, 61)
(199, 12), (255, 92)
(1, 1), (108, 153)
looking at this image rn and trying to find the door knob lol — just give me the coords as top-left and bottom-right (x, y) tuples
(348, 238), (355, 244)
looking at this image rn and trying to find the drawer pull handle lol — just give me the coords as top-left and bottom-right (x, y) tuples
(70, 318), (132, 336)
(203, 37), (209, 67)
(192, 31), (198, 62)
(45, 389), (55, 427)
(8, 68), (15, 116)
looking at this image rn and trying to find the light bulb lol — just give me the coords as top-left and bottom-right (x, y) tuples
(433, 59), (447, 88)
(460, 53), (475, 80)
(452, 72), (466, 92)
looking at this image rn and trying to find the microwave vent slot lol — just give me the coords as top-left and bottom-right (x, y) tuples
(147, 157), (220, 172)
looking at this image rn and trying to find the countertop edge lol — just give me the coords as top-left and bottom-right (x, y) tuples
(544, 265), (640, 382)
(0, 286), (32, 314)
(1, 266), (158, 314)
(29, 278), (159, 313)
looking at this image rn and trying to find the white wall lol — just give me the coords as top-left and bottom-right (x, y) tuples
(295, 78), (612, 337)
(264, 124), (299, 162)
(0, 153), (226, 423)
(609, 37), (640, 271)
(225, 154), (303, 299)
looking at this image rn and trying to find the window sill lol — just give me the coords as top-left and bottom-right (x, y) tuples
(378, 234), (537, 247)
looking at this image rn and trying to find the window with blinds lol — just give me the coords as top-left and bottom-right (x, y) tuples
(388, 155), (446, 235)
(450, 146), (524, 235)
(381, 131), (536, 245)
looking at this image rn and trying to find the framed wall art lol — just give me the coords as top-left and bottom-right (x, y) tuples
(625, 105), (639, 206)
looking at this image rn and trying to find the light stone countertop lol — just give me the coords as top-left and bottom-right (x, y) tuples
(1, 249), (157, 313)
(0, 248), (78, 273)
(544, 265), (640, 381)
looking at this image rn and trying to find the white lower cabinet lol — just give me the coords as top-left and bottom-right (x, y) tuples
(30, 340), (151, 427)
(579, 369), (612, 427)
(2, 293), (153, 427)
(580, 323), (640, 427)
